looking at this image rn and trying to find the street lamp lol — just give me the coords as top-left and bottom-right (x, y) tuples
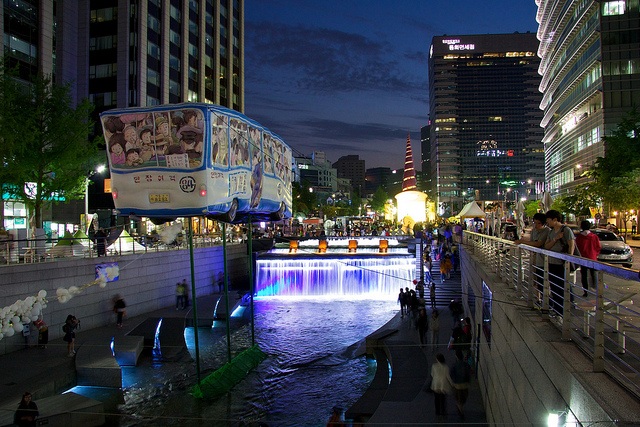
(85, 165), (106, 219)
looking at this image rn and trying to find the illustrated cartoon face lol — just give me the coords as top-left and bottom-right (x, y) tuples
(158, 122), (170, 136)
(111, 142), (124, 155)
(124, 127), (138, 145)
(140, 130), (152, 145)
(126, 150), (140, 163)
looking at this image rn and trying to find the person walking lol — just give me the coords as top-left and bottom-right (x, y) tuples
(113, 294), (127, 328)
(14, 392), (38, 427)
(450, 349), (471, 419)
(429, 282), (437, 309)
(62, 314), (79, 357)
(574, 220), (601, 298)
(176, 281), (186, 310)
(94, 228), (107, 257)
(398, 288), (407, 317)
(430, 309), (441, 352)
(430, 353), (453, 419)
(416, 308), (429, 345)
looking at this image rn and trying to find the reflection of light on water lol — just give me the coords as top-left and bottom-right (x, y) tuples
(110, 336), (115, 356)
(230, 305), (245, 317)
(153, 318), (162, 359)
(118, 299), (398, 426)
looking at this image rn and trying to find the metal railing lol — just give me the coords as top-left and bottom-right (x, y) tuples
(463, 230), (640, 399)
(0, 233), (238, 265)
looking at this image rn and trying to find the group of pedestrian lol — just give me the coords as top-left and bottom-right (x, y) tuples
(516, 210), (601, 316)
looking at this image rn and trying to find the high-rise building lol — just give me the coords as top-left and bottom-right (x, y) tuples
(420, 124), (433, 199)
(428, 33), (544, 214)
(1, 0), (244, 230)
(536, 1), (640, 194)
(2, 1), (244, 113)
(81, 0), (244, 114)
(332, 155), (366, 196)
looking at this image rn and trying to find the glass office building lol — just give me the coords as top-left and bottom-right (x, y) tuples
(428, 33), (544, 214)
(536, 0), (640, 195)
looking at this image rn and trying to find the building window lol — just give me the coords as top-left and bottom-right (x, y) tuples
(147, 68), (160, 86)
(89, 63), (116, 78)
(170, 5), (181, 22)
(146, 95), (160, 106)
(170, 55), (180, 70)
(170, 30), (181, 47)
(91, 7), (118, 22)
(89, 35), (117, 51)
(188, 90), (198, 102)
(147, 42), (160, 60)
(169, 79), (180, 96)
(189, 43), (198, 57)
(148, 16), (160, 33)
(602, 1), (626, 15)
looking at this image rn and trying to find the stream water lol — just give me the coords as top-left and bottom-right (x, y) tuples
(117, 296), (398, 426)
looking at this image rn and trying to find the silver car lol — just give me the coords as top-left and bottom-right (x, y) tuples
(591, 228), (634, 268)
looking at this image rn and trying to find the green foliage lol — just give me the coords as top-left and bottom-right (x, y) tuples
(0, 64), (103, 227)
(524, 200), (539, 218)
(590, 108), (640, 213)
(292, 180), (317, 215)
(370, 186), (389, 214)
(553, 185), (602, 218)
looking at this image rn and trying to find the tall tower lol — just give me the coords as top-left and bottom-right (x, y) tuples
(402, 134), (417, 191)
(395, 134), (427, 228)
(429, 33), (544, 216)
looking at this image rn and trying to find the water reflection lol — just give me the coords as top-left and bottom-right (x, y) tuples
(119, 297), (396, 426)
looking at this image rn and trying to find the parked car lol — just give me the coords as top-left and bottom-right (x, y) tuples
(591, 228), (633, 268)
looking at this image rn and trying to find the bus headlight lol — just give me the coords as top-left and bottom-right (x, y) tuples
(112, 188), (118, 199)
(199, 185), (207, 197)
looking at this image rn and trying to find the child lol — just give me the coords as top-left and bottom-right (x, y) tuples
(125, 149), (143, 167)
(109, 138), (126, 165)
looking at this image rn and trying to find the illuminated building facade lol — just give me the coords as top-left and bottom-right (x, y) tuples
(536, 0), (640, 195)
(428, 33), (544, 215)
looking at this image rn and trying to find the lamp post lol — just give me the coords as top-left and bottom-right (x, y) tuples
(85, 165), (106, 220)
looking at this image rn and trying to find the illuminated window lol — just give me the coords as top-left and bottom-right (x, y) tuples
(488, 116), (503, 122)
(602, 0), (626, 15)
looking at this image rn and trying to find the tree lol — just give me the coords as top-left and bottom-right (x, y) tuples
(590, 108), (640, 202)
(0, 67), (103, 229)
(524, 200), (539, 218)
(369, 186), (389, 215)
(292, 180), (317, 215)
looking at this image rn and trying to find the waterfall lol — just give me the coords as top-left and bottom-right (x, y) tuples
(255, 256), (415, 297)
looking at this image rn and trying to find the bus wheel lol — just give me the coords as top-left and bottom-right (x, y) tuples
(270, 202), (286, 221)
(225, 198), (238, 223)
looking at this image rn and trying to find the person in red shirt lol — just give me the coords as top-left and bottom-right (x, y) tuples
(575, 220), (601, 298)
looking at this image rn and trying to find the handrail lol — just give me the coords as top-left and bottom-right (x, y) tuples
(0, 233), (240, 265)
(462, 230), (640, 399)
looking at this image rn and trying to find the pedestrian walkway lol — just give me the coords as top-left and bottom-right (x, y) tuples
(0, 294), (221, 426)
(348, 252), (487, 425)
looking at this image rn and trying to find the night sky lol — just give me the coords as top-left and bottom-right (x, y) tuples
(244, 0), (539, 170)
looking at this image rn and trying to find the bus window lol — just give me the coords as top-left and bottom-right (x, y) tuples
(230, 118), (249, 167)
(212, 112), (229, 168)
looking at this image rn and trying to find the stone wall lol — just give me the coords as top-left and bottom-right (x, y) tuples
(0, 244), (249, 355)
(459, 245), (640, 425)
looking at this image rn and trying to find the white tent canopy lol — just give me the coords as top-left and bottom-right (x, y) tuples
(458, 201), (485, 219)
(107, 229), (146, 253)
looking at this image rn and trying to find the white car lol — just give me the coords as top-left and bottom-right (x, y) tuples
(591, 228), (633, 268)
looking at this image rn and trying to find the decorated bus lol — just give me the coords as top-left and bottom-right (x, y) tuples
(100, 103), (292, 224)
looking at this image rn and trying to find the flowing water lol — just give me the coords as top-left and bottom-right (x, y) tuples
(118, 297), (398, 426)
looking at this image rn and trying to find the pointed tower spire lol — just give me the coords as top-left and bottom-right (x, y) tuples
(402, 133), (417, 191)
